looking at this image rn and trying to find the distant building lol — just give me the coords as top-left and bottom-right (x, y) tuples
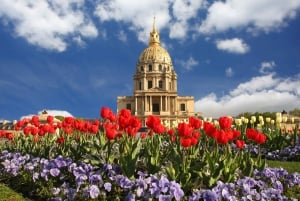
(117, 18), (194, 126)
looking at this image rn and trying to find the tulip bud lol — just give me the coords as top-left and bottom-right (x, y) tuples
(235, 118), (242, 126)
(291, 117), (294, 124)
(214, 120), (219, 127)
(282, 116), (288, 123)
(276, 113), (282, 123)
(256, 123), (262, 129)
(251, 116), (256, 123)
(259, 116), (263, 122)
(244, 119), (249, 124)
(276, 116), (282, 123)
(271, 120), (275, 125)
(265, 117), (271, 123)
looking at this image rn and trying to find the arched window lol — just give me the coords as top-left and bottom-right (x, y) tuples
(139, 81), (142, 90)
(149, 65), (152, 71)
(141, 66), (144, 72)
(159, 64), (162, 71)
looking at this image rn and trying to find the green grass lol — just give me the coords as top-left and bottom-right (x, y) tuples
(266, 160), (300, 173)
(0, 183), (30, 201)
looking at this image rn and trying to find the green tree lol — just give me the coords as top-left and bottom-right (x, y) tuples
(289, 108), (300, 117)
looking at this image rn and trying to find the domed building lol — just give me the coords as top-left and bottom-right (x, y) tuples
(117, 18), (194, 127)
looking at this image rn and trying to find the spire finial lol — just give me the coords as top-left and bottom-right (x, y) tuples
(153, 16), (156, 31)
(149, 16), (160, 46)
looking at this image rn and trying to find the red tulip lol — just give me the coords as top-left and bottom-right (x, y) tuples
(6, 132), (13, 140)
(104, 123), (117, 140)
(203, 122), (216, 137)
(23, 126), (31, 135)
(190, 137), (198, 146)
(146, 115), (161, 129)
(216, 130), (229, 144)
(180, 137), (191, 147)
(189, 117), (202, 129)
(47, 115), (54, 124)
(0, 130), (6, 137)
(232, 129), (241, 139)
(193, 132), (201, 139)
(119, 109), (131, 118)
(178, 122), (193, 137)
(236, 140), (245, 149)
(167, 129), (175, 136)
(100, 107), (113, 119)
(219, 116), (232, 130)
(56, 136), (65, 144)
(153, 124), (166, 134)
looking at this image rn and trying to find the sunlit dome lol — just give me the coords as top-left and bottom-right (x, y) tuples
(138, 17), (172, 65)
(138, 45), (172, 64)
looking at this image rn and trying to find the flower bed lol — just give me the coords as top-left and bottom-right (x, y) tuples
(1, 151), (299, 200)
(0, 107), (299, 200)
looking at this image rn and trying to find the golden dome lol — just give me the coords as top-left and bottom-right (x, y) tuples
(138, 17), (172, 64)
(138, 45), (172, 64)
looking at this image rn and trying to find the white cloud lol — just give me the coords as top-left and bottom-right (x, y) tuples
(176, 57), (199, 71)
(195, 73), (300, 118)
(94, 0), (208, 43)
(169, 0), (205, 39)
(0, 0), (98, 52)
(199, 0), (300, 34)
(216, 38), (250, 54)
(94, 0), (171, 43)
(226, 67), (234, 77)
(260, 61), (276, 74)
(1, 0), (300, 50)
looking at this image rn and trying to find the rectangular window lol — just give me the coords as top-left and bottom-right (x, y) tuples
(159, 80), (163, 88)
(153, 103), (159, 112)
(148, 80), (152, 89)
(180, 103), (185, 111)
(126, 104), (131, 110)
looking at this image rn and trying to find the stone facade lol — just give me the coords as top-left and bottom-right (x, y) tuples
(117, 18), (194, 127)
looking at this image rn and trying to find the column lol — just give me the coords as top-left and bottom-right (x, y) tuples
(159, 96), (163, 112)
(135, 96), (137, 115)
(150, 96), (152, 111)
(165, 96), (168, 111)
(144, 96), (146, 112)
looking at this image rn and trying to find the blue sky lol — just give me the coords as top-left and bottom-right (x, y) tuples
(0, 0), (300, 120)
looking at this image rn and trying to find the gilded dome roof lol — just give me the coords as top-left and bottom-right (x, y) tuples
(138, 45), (172, 64)
(138, 17), (172, 65)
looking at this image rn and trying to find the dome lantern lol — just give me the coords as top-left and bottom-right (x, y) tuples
(149, 16), (160, 46)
